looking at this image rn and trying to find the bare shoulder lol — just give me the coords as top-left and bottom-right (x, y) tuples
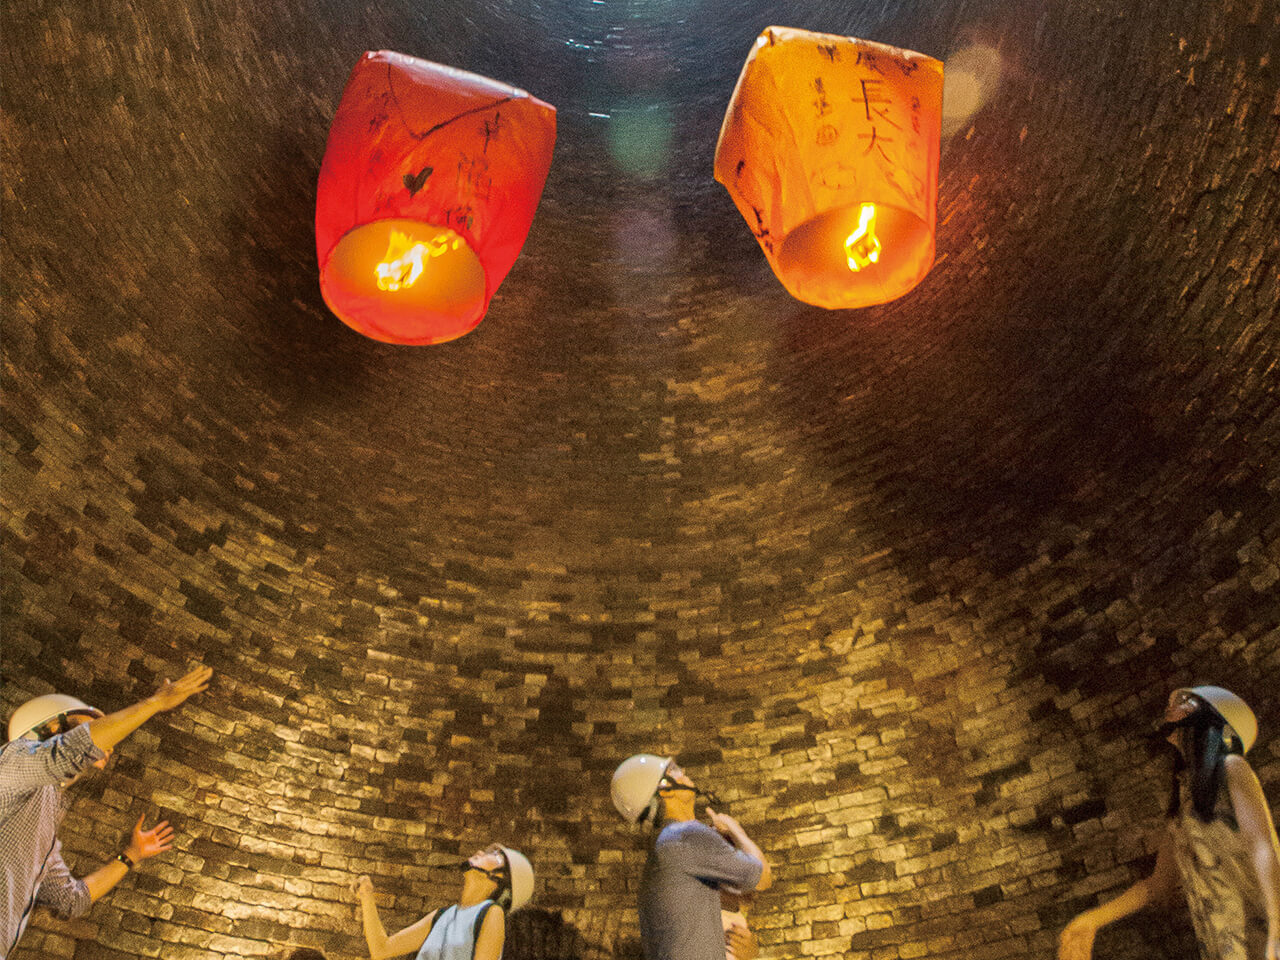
(1222, 753), (1271, 814)
(477, 904), (506, 946)
(1222, 752), (1259, 786)
(473, 902), (507, 960)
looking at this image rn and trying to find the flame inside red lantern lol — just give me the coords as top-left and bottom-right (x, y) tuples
(323, 220), (486, 337)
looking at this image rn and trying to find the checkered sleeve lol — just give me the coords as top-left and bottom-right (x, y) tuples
(0, 724), (104, 803)
(32, 838), (91, 919)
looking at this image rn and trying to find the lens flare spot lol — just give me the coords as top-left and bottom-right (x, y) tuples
(607, 101), (674, 179)
(942, 43), (1003, 137)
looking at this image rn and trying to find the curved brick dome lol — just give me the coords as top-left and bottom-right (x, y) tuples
(2, 0), (1276, 958)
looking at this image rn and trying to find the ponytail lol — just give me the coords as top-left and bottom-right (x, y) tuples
(1165, 703), (1243, 823)
(1188, 720), (1227, 823)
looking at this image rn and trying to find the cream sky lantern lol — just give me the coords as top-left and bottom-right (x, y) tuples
(714, 27), (944, 309)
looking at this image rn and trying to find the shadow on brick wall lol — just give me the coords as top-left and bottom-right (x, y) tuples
(503, 909), (592, 959)
(770, 225), (1193, 584)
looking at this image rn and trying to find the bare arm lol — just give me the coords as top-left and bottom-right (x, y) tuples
(81, 858), (128, 904)
(87, 666), (212, 753)
(472, 903), (506, 960)
(1224, 755), (1280, 960)
(707, 810), (772, 892)
(82, 816), (175, 903)
(356, 876), (437, 959)
(1058, 830), (1180, 960)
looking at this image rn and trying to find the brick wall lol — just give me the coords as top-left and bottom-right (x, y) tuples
(2, 0), (1277, 957)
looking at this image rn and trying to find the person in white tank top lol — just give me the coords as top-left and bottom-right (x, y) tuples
(356, 843), (534, 960)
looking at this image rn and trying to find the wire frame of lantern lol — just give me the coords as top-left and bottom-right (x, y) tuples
(714, 28), (943, 310)
(316, 51), (556, 345)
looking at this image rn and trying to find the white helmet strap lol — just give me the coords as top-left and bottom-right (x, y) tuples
(643, 794), (661, 826)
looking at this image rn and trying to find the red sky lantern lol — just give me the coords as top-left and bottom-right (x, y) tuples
(316, 51), (556, 344)
(715, 28), (943, 310)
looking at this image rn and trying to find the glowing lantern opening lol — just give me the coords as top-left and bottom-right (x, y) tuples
(316, 52), (556, 345)
(714, 28), (943, 309)
(325, 220), (486, 336)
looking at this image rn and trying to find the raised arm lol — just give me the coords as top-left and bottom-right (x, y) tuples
(0, 723), (103, 795)
(1058, 830), (1180, 960)
(706, 809), (772, 892)
(355, 875), (438, 960)
(86, 665), (213, 753)
(1224, 754), (1280, 960)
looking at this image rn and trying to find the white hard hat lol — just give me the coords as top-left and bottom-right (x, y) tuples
(1179, 685), (1257, 754)
(7, 694), (102, 742)
(498, 846), (534, 911)
(611, 754), (672, 823)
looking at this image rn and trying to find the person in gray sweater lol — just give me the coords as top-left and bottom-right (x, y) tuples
(612, 754), (772, 960)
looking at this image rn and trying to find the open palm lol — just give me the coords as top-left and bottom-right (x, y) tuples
(126, 816), (175, 862)
(151, 665), (213, 712)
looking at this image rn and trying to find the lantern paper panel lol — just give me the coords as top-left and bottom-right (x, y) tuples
(714, 28), (943, 310)
(316, 51), (556, 345)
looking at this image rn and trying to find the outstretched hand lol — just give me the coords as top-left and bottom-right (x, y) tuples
(150, 665), (213, 712)
(125, 815), (174, 862)
(353, 875), (375, 900)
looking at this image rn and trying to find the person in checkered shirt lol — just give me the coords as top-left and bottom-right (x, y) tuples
(0, 665), (212, 958)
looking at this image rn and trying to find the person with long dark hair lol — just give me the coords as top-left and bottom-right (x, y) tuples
(1059, 686), (1280, 960)
(355, 844), (533, 960)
